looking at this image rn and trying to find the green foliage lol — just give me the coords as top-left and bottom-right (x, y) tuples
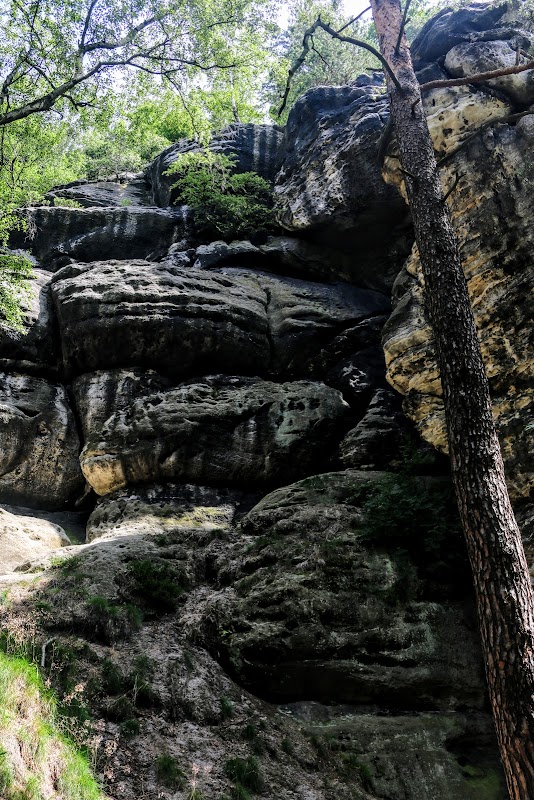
(220, 695), (234, 720)
(224, 756), (264, 794)
(359, 474), (456, 554)
(155, 754), (186, 790)
(127, 558), (185, 613)
(281, 737), (293, 755)
(0, 652), (103, 799)
(0, 252), (33, 331)
(166, 151), (274, 241)
(120, 718), (140, 738)
(85, 595), (143, 643)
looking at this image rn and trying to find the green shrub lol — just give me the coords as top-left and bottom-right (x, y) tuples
(359, 474), (457, 554)
(0, 251), (33, 331)
(155, 754), (186, 789)
(220, 695), (234, 720)
(166, 151), (273, 241)
(127, 558), (185, 613)
(120, 718), (140, 737)
(224, 756), (263, 793)
(85, 595), (143, 643)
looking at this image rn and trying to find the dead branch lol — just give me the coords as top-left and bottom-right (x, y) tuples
(278, 15), (399, 116)
(420, 58), (534, 92)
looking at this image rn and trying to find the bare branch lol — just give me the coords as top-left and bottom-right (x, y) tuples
(420, 58), (534, 92)
(279, 15), (398, 116)
(79, 0), (100, 51)
(395, 0), (412, 55)
(337, 6), (371, 34)
(442, 171), (463, 203)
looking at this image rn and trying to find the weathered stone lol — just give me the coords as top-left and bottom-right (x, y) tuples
(252, 271), (389, 376)
(0, 373), (84, 508)
(445, 40), (534, 107)
(410, 2), (511, 69)
(87, 483), (246, 542)
(383, 117), (533, 500)
(51, 260), (270, 377)
(339, 389), (409, 469)
(299, 707), (505, 800)
(0, 506), (71, 573)
(12, 206), (185, 268)
(51, 259), (388, 378)
(193, 240), (262, 269)
(76, 373), (349, 495)
(274, 84), (412, 291)
(45, 175), (152, 208)
(146, 123), (284, 207)
(0, 269), (58, 375)
(384, 86), (511, 191)
(199, 470), (484, 708)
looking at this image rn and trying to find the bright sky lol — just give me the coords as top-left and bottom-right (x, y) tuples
(277, 0), (372, 29)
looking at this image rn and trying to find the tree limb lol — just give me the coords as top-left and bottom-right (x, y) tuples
(420, 58), (534, 92)
(278, 15), (399, 116)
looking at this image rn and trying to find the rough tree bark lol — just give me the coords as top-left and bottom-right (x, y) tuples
(368, 0), (534, 797)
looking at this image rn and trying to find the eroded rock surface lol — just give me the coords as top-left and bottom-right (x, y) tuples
(383, 108), (534, 500)
(51, 259), (388, 378)
(76, 373), (349, 495)
(196, 471), (483, 709)
(0, 373), (84, 508)
(13, 205), (185, 268)
(0, 269), (59, 375)
(274, 85), (411, 290)
(45, 175), (153, 208)
(0, 506), (71, 572)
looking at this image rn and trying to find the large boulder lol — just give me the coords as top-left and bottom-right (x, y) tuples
(410, 2), (511, 69)
(74, 372), (350, 495)
(45, 175), (153, 208)
(383, 111), (533, 501)
(50, 259), (389, 379)
(12, 206), (185, 268)
(86, 483), (246, 542)
(146, 123), (284, 207)
(197, 470), (484, 709)
(274, 84), (412, 291)
(0, 373), (84, 508)
(0, 269), (59, 375)
(445, 39), (534, 108)
(0, 506), (71, 573)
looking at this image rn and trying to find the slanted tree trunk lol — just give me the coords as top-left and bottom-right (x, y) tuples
(368, 0), (534, 796)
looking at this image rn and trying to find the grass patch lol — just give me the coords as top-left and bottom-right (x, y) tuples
(0, 651), (103, 799)
(127, 559), (185, 613)
(155, 754), (186, 790)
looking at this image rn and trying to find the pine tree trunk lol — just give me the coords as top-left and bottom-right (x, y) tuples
(368, 1), (534, 796)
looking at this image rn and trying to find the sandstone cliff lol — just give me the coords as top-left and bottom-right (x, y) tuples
(0, 3), (532, 799)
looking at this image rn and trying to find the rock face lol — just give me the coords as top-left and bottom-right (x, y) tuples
(13, 205), (185, 268)
(146, 123), (284, 207)
(50, 258), (388, 378)
(0, 269), (59, 375)
(383, 102), (534, 501)
(198, 471), (483, 709)
(410, 2), (514, 69)
(76, 373), (349, 495)
(444, 39), (534, 107)
(0, 6), (531, 799)
(0, 506), (71, 572)
(45, 175), (153, 208)
(0, 373), (84, 508)
(274, 85), (412, 291)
